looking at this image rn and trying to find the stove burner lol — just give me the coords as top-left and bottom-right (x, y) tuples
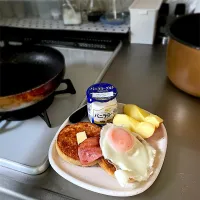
(0, 79), (76, 128)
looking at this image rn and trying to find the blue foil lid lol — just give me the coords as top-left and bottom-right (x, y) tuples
(86, 83), (118, 103)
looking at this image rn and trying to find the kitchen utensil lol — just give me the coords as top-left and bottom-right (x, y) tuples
(0, 45), (76, 113)
(69, 104), (87, 123)
(166, 13), (200, 97)
(49, 103), (168, 197)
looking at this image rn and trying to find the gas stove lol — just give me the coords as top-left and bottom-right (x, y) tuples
(0, 44), (121, 175)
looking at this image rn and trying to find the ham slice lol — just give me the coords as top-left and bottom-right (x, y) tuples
(78, 136), (102, 165)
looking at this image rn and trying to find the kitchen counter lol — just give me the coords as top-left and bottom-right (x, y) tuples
(1, 43), (200, 200)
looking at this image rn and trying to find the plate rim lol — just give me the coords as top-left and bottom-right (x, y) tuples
(48, 103), (168, 197)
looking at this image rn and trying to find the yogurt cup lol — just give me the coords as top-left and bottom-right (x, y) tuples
(86, 83), (118, 125)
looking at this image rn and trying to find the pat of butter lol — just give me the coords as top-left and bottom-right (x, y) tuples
(76, 131), (87, 145)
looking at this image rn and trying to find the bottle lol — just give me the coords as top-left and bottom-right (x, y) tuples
(87, 0), (104, 22)
(62, 0), (82, 25)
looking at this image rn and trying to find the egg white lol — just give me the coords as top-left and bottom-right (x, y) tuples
(100, 124), (156, 186)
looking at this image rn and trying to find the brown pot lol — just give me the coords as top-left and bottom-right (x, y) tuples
(167, 14), (200, 97)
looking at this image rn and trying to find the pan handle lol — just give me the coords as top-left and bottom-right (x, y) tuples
(54, 79), (76, 95)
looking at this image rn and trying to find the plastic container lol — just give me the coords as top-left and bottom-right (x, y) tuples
(129, 0), (163, 44)
(86, 83), (118, 125)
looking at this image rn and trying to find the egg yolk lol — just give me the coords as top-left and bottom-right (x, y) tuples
(107, 128), (134, 152)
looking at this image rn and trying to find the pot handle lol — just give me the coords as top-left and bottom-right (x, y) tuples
(162, 36), (169, 45)
(54, 79), (76, 95)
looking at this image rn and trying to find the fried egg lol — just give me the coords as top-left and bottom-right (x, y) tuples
(100, 124), (156, 187)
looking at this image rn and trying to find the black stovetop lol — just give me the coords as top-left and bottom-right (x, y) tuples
(0, 26), (126, 51)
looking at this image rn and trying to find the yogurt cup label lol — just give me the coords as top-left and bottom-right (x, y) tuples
(92, 92), (114, 98)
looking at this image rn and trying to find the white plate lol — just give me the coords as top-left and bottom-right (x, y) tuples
(48, 103), (168, 197)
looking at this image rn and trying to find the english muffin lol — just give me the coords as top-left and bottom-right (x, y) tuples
(56, 122), (101, 167)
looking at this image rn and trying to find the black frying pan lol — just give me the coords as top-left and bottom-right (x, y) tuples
(0, 45), (75, 113)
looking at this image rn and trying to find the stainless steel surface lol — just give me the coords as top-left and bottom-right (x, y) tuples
(1, 43), (200, 199)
